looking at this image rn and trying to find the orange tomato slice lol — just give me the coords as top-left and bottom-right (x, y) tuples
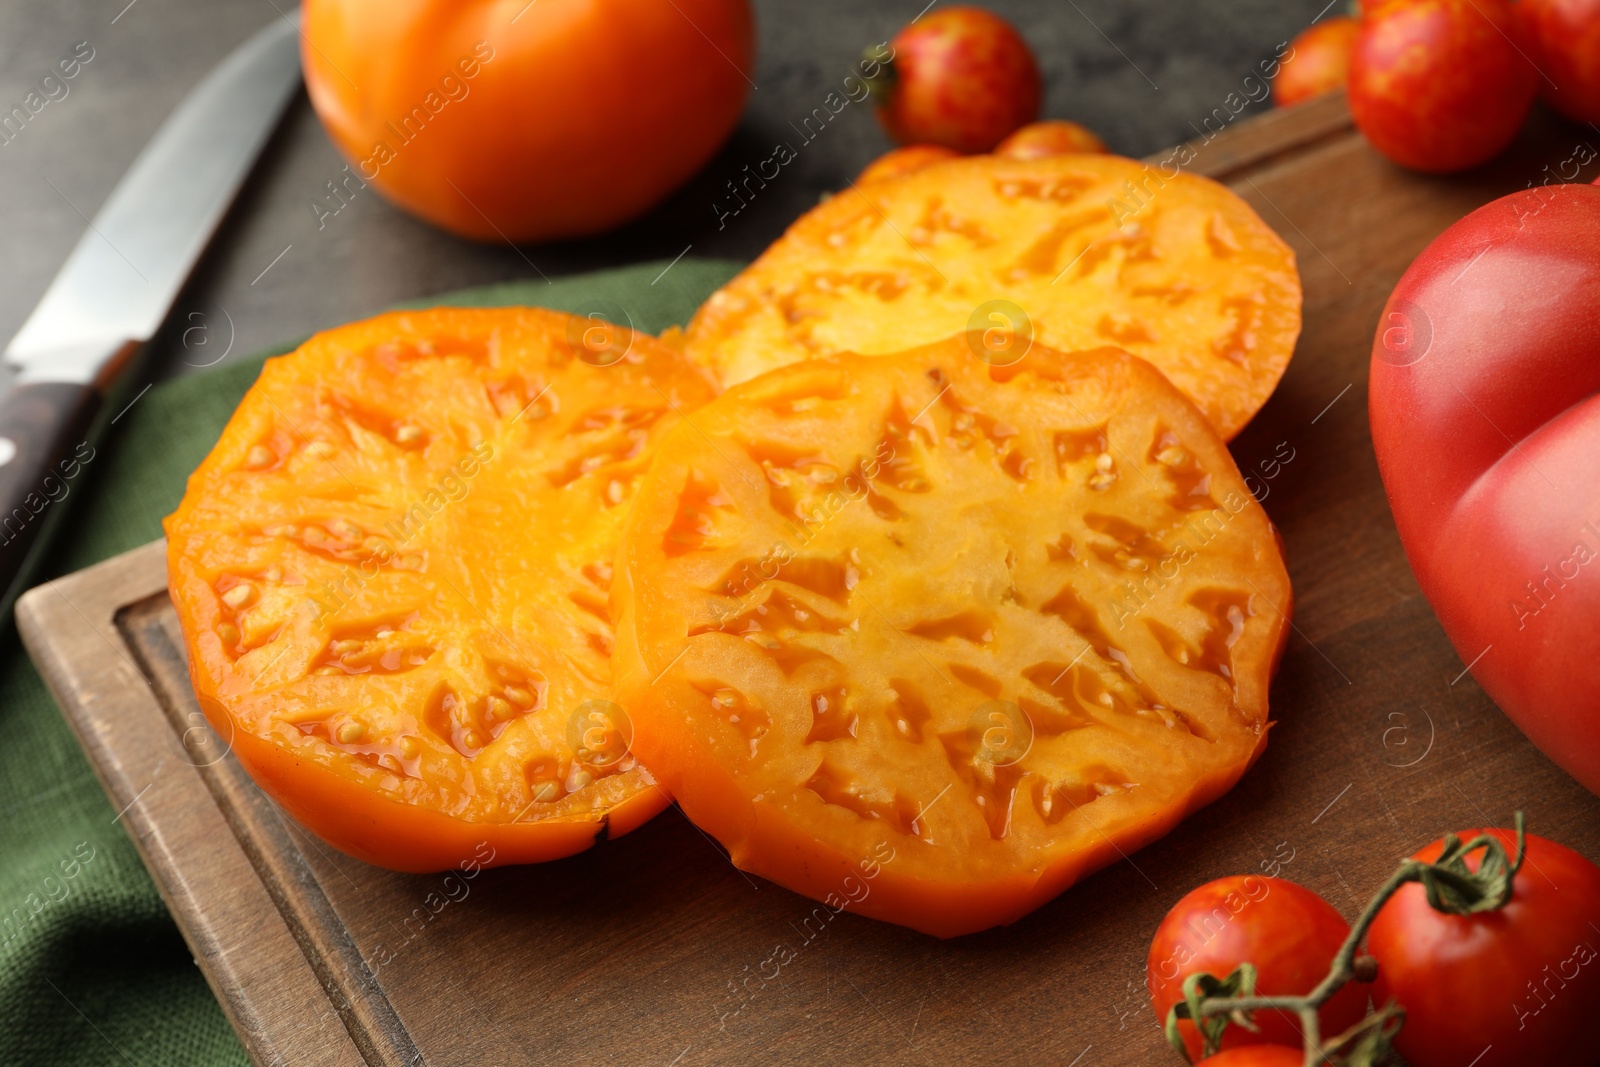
(613, 338), (1291, 936)
(165, 307), (716, 870)
(684, 154), (1301, 439)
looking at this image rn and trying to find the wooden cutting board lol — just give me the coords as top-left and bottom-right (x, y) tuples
(18, 94), (1600, 1067)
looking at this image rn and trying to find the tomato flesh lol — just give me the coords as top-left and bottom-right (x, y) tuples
(615, 340), (1292, 936)
(166, 308), (716, 870)
(685, 153), (1302, 440)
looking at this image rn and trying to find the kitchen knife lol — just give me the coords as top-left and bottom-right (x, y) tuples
(0, 15), (302, 611)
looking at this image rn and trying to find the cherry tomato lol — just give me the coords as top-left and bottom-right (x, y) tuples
(302, 0), (754, 242)
(1348, 0), (1537, 172)
(1200, 1047), (1305, 1067)
(1368, 829), (1600, 1067)
(875, 6), (1041, 152)
(1147, 876), (1368, 1060)
(1519, 0), (1600, 123)
(993, 119), (1107, 157)
(856, 144), (961, 185)
(1368, 185), (1600, 794)
(1273, 17), (1359, 108)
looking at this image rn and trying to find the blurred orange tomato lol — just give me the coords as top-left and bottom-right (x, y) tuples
(1273, 17), (1359, 107)
(856, 144), (962, 184)
(993, 119), (1107, 157)
(302, 0), (755, 243)
(1348, 0), (1536, 172)
(1519, 0), (1600, 123)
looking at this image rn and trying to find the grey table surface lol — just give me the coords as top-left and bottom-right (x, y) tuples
(0, 0), (1324, 382)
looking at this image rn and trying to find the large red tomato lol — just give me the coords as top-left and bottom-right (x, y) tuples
(302, 0), (754, 242)
(1368, 184), (1600, 794)
(1519, 0), (1600, 123)
(1147, 876), (1367, 1059)
(1200, 1048), (1305, 1067)
(1368, 829), (1600, 1067)
(1348, 0), (1537, 172)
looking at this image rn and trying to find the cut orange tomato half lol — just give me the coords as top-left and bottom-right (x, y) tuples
(165, 307), (716, 870)
(683, 153), (1301, 439)
(613, 338), (1292, 936)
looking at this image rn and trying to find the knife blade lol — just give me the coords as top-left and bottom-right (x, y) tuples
(0, 15), (302, 610)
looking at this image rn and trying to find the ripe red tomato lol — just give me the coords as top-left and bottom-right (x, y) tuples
(1148, 876), (1368, 1059)
(1348, 0), (1537, 172)
(992, 119), (1107, 157)
(1519, 0), (1600, 123)
(1200, 1047), (1305, 1067)
(1368, 184), (1600, 795)
(1368, 829), (1600, 1067)
(1274, 17), (1359, 108)
(875, 6), (1041, 153)
(302, 0), (754, 242)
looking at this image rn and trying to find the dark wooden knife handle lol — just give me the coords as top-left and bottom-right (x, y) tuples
(0, 380), (101, 608)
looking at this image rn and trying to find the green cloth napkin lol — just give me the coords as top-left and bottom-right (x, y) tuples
(0, 259), (741, 1066)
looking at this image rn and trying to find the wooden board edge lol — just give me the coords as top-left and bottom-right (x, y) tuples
(15, 543), (380, 1067)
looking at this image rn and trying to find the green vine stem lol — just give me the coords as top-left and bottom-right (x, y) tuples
(1165, 812), (1527, 1067)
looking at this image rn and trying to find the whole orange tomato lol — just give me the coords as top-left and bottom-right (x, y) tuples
(993, 119), (1107, 157)
(1519, 0), (1600, 123)
(1273, 17), (1359, 108)
(874, 6), (1041, 152)
(302, 0), (754, 243)
(1348, 0), (1536, 172)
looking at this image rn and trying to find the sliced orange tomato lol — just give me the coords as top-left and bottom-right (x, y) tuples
(613, 339), (1292, 936)
(683, 153), (1301, 440)
(165, 307), (716, 870)
(857, 144), (963, 185)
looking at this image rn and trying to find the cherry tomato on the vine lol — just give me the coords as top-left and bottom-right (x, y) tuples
(1348, 0), (1537, 172)
(1368, 829), (1600, 1067)
(874, 6), (1041, 153)
(1148, 876), (1368, 1060)
(1199, 1047), (1306, 1067)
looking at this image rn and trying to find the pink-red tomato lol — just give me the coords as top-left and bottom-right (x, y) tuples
(1274, 17), (1359, 108)
(1368, 184), (1600, 795)
(875, 6), (1041, 153)
(1368, 829), (1600, 1067)
(1519, 0), (1600, 123)
(1348, 0), (1537, 172)
(1147, 876), (1368, 1060)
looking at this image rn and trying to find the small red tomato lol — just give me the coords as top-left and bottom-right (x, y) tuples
(1348, 0), (1538, 172)
(993, 119), (1107, 158)
(1519, 0), (1600, 123)
(856, 144), (962, 185)
(1274, 17), (1360, 107)
(874, 6), (1041, 153)
(1147, 876), (1368, 1060)
(1200, 1047), (1306, 1067)
(1368, 829), (1600, 1067)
